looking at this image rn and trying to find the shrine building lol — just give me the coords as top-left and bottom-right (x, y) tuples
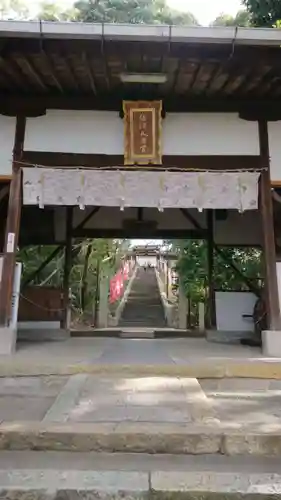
(1, 21), (281, 354)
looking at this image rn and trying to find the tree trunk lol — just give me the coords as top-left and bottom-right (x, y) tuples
(81, 244), (92, 312)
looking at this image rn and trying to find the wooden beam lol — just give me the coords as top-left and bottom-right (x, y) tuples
(22, 152), (262, 170)
(72, 228), (204, 239)
(62, 206), (73, 330)
(259, 120), (281, 330)
(206, 209), (216, 329)
(3, 94), (281, 116)
(0, 115), (26, 326)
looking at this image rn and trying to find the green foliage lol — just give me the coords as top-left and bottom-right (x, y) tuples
(211, 10), (251, 27)
(37, 1), (78, 21)
(19, 239), (130, 319)
(167, 239), (262, 303)
(74, 0), (198, 25)
(242, 0), (281, 27)
(0, 0), (29, 19)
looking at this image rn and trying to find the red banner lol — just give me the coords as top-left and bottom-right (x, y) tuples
(123, 262), (129, 281)
(109, 270), (124, 303)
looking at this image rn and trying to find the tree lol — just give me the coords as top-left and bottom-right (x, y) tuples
(211, 10), (251, 27)
(37, 1), (78, 21)
(166, 239), (262, 303)
(0, 0), (29, 19)
(242, 0), (281, 27)
(74, 0), (198, 25)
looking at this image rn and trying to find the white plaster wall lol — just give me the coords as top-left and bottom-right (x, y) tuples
(268, 122), (281, 182)
(25, 111), (259, 156)
(25, 111), (123, 154)
(215, 291), (256, 332)
(163, 113), (259, 156)
(0, 116), (16, 176)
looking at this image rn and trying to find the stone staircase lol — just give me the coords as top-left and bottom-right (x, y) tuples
(118, 266), (166, 328)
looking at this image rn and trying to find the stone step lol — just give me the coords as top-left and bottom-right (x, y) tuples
(0, 421), (281, 456)
(119, 267), (166, 329)
(120, 329), (155, 338)
(0, 451), (280, 499)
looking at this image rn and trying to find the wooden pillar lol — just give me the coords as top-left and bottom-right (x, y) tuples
(62, 206), (73, 329)
(259, 120), (281, 330)
(206, 209), (216, 329)
(0, 116), (26, 327)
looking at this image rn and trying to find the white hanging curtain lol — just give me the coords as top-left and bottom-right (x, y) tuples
(23, 168), (260, 211)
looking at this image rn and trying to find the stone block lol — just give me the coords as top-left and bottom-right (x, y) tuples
(262, 330), (281, 357)
(222, 432), (281, 456)
(0, 327), (17, 355)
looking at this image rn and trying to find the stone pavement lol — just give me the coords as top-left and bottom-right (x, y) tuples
(0, 451), (281, 499)
(0, 372), (281, 454)
(2, 373), (281, 428)
(1, 337), (281, 378)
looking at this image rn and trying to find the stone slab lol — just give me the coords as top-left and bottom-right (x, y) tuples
(0, 451), (281, 474)
(0, 376), (67, 397)
(1, 458), (281, 500)
(0, 422), (222, 454)
(262, 330), (281, 357)
(151, 471), (281, 495)
(0, 396), (55, 422)
(0, 327), (17, 355)
(43, 374), (88, 423)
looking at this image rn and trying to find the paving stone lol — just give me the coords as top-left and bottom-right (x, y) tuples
(0, 422), (222, 454)
(0, 470), (149, 498)
(222, 432), (281, 456)
(0, 396), (55, 421)
(43, 375), (88, 423)
(0, 376), (67, 397)
(69, 405), (193, 423)
(151, 471), (281, 494)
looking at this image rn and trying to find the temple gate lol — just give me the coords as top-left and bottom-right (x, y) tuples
(0, 22), (280, 354)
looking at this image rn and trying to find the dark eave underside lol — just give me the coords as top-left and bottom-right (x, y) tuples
(2, 37), (281, 115)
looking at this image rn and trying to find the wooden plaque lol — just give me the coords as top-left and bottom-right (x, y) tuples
(123, 100), (162, 165)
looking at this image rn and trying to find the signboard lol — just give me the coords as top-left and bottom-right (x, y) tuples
(123, 100), (162, 165)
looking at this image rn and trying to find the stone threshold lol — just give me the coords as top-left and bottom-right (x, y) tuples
(1, 359), (281, 378)
(0, 452), (281, 498)
(1, 421), (281, 456)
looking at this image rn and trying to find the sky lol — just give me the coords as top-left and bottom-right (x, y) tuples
(30, 0), (244, 26)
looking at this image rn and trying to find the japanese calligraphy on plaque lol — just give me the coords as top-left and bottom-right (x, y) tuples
(123, 100), (162, 165)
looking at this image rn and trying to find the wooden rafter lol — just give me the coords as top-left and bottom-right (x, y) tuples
(22, 56), (48, 92)
(83, 52), (97, 94)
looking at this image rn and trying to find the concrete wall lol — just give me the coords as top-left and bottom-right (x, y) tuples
(0, 115), (16, 176)
(25, 111), (259, 156)
(215, 291), (256, 332)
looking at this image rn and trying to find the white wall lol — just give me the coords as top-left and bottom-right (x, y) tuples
(163, 113), (259, 156)
(269, 122), (281, 182)
(215, 291), (256, 332)
(0, 116), (16, 176)
(25, 111), (259, 156)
